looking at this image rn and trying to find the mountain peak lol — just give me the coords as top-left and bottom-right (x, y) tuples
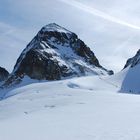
(3, 23), (113, 87)
(41, 23), (72, 34)
(0, 67), (9, 82)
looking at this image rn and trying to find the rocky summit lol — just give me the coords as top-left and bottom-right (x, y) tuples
(0, 67), (9, 82)
(4, 23), (113, 86)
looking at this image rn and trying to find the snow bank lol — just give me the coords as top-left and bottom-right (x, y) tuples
(121, 64), (140, 93)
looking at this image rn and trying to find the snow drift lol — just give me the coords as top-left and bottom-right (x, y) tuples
(121, 49), (140, 93)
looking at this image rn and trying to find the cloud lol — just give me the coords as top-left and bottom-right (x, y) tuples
(58, 0), (140, 30)
(0, 22), (34, 72)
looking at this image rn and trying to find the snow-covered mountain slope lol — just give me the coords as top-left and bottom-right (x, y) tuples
(121, 49), (140, 93)
(121, 65), (140, 93)
(124, 49), (140, 69)
(1, 75), (140, 140)
(3, 23), (113, 87)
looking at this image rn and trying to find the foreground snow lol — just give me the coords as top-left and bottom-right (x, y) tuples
(0, 75), (140, 140)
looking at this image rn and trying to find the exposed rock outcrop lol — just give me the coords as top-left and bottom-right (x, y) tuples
(0, 67), (9, 82)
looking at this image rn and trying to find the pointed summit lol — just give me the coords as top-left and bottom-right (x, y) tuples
(41, 23), (72, 34)
(0, 67), (9, 82)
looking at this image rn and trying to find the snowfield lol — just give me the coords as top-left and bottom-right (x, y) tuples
(1, 73), (140, 140)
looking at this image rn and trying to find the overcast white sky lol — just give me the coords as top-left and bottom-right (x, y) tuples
(0, 0), (140, 72)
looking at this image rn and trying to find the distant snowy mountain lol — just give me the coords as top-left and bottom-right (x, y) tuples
(3, 23), (113, 87)
(121, 49), (140, 93)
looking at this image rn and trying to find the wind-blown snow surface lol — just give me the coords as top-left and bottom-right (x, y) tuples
(1, 74), (140, 140)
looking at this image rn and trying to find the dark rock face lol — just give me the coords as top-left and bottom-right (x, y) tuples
(4, 23), (113, 86)
(15, 49), (61, 80)
(0, 67), (9, 82)
(124, 49), (140, 69)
